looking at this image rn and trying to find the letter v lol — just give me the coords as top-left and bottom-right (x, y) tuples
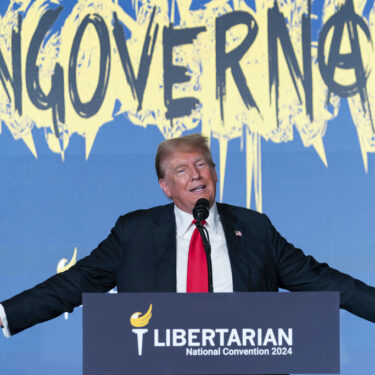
(113, 7), (159, 111)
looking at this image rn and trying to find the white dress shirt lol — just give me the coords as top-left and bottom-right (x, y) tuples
(175, 203), (233, 293)
(0, 303), (10, 337)
(1, 202), (233, 337)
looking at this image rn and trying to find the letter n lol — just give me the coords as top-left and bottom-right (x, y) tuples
(0, 13), (22, 115)
(268, 0), (313, 124)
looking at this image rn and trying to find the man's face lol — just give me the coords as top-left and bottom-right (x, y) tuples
(158, 150), (217, 214)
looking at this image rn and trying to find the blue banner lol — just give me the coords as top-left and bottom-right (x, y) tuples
(0, 1), (374, 374)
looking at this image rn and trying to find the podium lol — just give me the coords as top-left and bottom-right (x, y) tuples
(83, 292), (339, 375)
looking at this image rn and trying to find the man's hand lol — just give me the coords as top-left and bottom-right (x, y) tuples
(0, 317), (3, 328)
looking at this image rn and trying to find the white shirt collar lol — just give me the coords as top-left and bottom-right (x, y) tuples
(174, 202), (220, 237)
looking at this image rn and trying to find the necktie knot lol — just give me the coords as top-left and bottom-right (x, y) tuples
(192, 219), (206, 226)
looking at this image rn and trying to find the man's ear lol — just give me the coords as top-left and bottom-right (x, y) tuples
(159, 179), (171, 199)
(212, 165), (218, 184)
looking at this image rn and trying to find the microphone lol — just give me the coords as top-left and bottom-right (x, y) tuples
(192, 198), (210, 224)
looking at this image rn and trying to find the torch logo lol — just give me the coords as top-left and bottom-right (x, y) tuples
(130, 304), (152, 356)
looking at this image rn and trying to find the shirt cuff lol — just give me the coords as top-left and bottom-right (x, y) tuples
(0, 304), (11, 338)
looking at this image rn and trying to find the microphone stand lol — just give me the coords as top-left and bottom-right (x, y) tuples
(195, 222), (213, 293)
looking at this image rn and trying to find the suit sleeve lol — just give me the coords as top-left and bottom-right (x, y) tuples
(264, 214), (375, 323)
(1, 216), (125, 335)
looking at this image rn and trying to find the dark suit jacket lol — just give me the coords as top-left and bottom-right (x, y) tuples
(3, 203), (375, 336)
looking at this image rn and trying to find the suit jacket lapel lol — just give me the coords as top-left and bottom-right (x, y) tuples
(152, 204), (177, 292)
(217, 203), (250, 292)
(152, 203), (251, 293)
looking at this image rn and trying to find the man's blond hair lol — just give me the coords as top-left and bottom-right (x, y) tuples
(155, 134), (214, 179)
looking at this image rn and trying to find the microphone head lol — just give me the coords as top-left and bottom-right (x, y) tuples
(192, 198), (210, 224)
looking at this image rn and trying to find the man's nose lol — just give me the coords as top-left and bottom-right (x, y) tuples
(189, 165), (201, 179)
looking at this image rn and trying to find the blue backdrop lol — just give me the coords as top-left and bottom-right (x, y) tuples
(0, 1), (374, 374)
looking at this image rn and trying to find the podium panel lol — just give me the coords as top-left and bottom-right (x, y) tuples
(83, 292), (339, 375)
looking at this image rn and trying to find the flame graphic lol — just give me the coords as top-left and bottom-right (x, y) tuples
(130, 304), (153, 327)
(56, 247), (78, 273)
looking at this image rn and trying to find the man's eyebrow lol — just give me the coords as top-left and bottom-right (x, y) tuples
(172, 162), (188, 170)
(170, 157), (206, 171)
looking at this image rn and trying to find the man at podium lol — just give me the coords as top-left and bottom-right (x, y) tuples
(1, 133), (375, 336)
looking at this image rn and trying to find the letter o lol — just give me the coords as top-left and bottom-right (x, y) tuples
(69, 14), (111, 118)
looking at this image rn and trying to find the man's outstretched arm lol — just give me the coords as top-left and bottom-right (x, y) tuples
(1, 215), (125, 336)
(263, 214), (375, 322)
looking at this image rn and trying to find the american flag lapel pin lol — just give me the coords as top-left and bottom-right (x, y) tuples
(234, 230), (242, 237)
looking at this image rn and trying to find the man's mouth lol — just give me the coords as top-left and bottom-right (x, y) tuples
(189, 184), (206, 193)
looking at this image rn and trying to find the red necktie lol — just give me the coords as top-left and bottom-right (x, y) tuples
(186, 220), (208, 292)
